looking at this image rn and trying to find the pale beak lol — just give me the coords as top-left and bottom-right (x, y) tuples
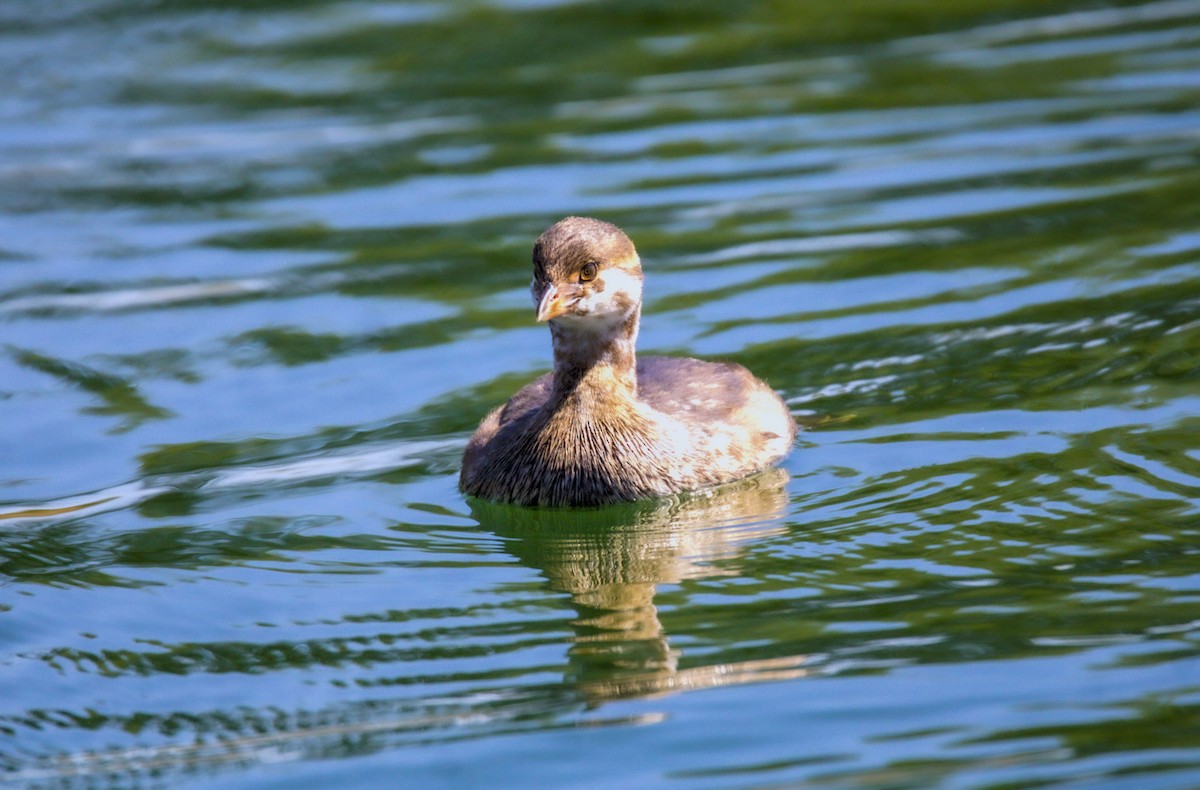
(536, 284), (570, 322)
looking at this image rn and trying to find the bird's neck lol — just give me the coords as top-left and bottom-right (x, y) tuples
(548, 309), (640, 402)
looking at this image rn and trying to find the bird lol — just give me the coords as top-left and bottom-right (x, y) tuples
(460, 216), (795, 507)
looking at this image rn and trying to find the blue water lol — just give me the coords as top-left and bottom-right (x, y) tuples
(2, 1), (1199, 787)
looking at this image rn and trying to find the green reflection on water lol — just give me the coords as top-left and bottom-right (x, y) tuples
(1, 0), (1199, 786)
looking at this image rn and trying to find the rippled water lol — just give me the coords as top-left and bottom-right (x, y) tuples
(2, 1), (1199, 786)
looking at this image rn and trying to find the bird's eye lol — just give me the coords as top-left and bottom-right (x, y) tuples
(580, 262), (598, 282)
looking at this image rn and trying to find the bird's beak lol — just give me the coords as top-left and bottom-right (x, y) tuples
(536, 284), (570, 322)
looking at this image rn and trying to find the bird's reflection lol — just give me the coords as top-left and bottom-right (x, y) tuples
(471, 468), (811, 704)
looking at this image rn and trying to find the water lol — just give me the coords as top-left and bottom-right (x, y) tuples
(2, 0), (1199, 786)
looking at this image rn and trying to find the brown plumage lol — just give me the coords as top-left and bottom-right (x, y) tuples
(460, 216), (795, 507)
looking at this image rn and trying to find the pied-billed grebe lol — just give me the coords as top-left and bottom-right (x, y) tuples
(461, 216), (795, 507)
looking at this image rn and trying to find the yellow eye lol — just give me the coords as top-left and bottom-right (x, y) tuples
(580, 262), (598, 282)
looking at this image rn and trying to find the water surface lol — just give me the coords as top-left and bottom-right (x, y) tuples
(2, 1), (1199, 787)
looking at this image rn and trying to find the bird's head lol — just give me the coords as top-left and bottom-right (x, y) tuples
(530, 217), (644, 331)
